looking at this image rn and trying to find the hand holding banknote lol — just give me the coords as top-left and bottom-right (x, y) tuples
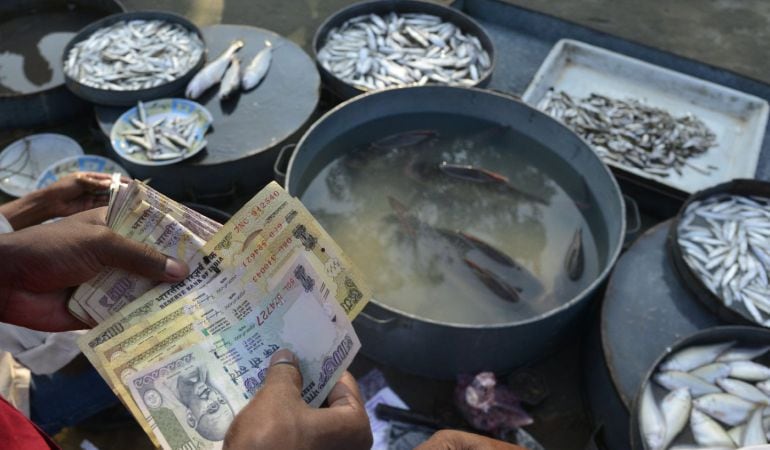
(0, 207), (189, 331)
(0, 172), (122, 230)
(224, 349), (372, 450)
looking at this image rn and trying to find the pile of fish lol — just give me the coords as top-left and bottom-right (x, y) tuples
(317, 12), (491, 91)
(185, 40), (273, 100)
(641, 340), (770, 449)
(677, 194), (770, 326)
(64, 20), (204, 91)
(118, 101), (207, 161)
(538, 90), (717, 178)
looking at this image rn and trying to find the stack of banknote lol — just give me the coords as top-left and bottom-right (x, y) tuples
(73, 177), (371, 450)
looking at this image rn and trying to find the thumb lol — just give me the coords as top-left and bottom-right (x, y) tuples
(96, 231), (189, 282)
(262, 349), (303, 399)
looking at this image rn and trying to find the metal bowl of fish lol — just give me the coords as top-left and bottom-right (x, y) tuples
(285, 85), (626, 378)
(631, 325), (770, 450)
(62, 11), (206, 106)
(313, 0), (495, 99)
(110, 98), (212, 166)
(668, 179), (770, 328)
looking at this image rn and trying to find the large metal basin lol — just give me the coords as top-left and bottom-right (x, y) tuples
(286, 86), (625, 379)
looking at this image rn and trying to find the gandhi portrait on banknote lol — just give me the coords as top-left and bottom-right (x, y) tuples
(176, 364), (235, 441)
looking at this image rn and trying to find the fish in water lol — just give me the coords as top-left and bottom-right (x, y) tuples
(387, 196), (417, 239)
(218, 56), (241, 100)
(464, 258), (521, 302)
(241, 40), (273, 90)
(457, 231), (516, 268)
(371, 129), (437, 150)
(438, 162), (548, 204)
(564, 228), (584, 281)
(439, 161), (509, 184)
(186, 40), (244, 99)
(386, 198), (516, 268)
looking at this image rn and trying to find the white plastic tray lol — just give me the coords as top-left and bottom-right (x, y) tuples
(521, 39), (770, 194)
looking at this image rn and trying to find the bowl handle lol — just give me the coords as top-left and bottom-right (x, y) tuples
(273, 143), (296, 185)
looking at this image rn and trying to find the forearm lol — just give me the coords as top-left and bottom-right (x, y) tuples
(0, 190), (52, 230)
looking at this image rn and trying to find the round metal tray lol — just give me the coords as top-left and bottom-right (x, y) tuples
(94, 24), (320, 200)
(629, 325), (770, 450)
(62, 10), (206, 106)
(313, 0), (495, 100)
(601, 219), (721, 409)
(667, 178), (770, 327)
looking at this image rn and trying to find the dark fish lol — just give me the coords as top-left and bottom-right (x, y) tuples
(564, 228), (584, 280)
(464, 258), (521, 302)
(438, 162), (548, 204)
(371, 129), (437, 150)
(438, 162), (509, 184)
(458, 231), (516, 267)
(387, 196), (417, 239)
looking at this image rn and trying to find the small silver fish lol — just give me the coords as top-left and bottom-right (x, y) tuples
(716, 378), (770, 404)
(218, 56), (241, 100)
(742, 407), (766, 446)
(186, 40), (244, 99)
(241, 41), (273, 90)
(729, 360), (770, 381)
(660, 388), (691, 450)
(661, 342), (735, 372)
(717, 346), (770, 362)
(689, 409), (735, 448)
(640, 383), (666, 450)
(694, 393), (755, 426)
(654, 371), (723, 396)
(690, 363), (732, 383)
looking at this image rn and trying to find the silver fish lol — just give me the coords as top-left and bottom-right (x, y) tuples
(539, 90), (716, 178)
(640, 383), (666, 450)
(186, 40), (244, 99)
(241, 41), (273, 90)
(694, 393), (755, 426)
(660, 342), (735, 372)
(64, 20), (204, 91)
(660, 388), (691, 449)
(690, 363), (732, 383)
(742, 407), (766, 446)
(655, 371), (723, 396)
(729, 360), (770, 381)
(318, 12), (490, 91)
(218, 56), (241, 100)
(689, 409), (735, 447)
(716, 378), (770, 404)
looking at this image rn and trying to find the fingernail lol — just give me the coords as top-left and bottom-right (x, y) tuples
(270, 349), (298, 367)
(164, 257), (188, 280)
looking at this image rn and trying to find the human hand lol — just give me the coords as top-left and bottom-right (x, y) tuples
(416, 430), (527, 450)
(0, 172), (120, 230)
(0, 207), (189, 331)
(224, 349), (372, 450)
